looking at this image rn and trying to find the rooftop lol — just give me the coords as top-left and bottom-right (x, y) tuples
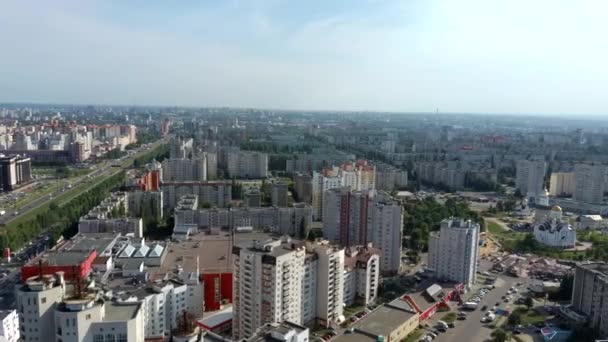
(333, 332), (375, 342)
(152, 231), (277, 278)
(245, 321), (308, 342)
(104, 301), (141, 322)
(353, 305), (418, 337)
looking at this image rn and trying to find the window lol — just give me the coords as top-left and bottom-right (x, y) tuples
(86, 314), (91, 320)
(117, 334), (127, 342)
(93, 335), (104, 342)
(105, 334), (115, 342)
(41, 297), (46, 304)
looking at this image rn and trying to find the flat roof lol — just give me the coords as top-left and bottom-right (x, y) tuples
(30, 250), (92, 266)
(151, 232), (277, 277)
(333, 332), (375, 342)
(353, 305), (418, 337)
(104, 302), (141, 321)
(199, 306), (233, 328)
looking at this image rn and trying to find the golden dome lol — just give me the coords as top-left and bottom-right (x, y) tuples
(551, 205), (562, 212)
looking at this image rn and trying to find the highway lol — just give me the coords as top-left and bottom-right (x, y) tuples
(0, 135), (170, 226)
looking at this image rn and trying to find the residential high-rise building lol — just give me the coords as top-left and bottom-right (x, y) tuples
(323, 188), (403, 274)
(205, 152), (218, 180)
(293, 173), (312, 203)
(312, 171), (342, 221)
(549, 172), (575, 197)
(0, 155), (32, 192)
(244, 188), (262, 207)
(515, 159), (546, 199)
(311, 241), (345, 327)
(428, 218), (479, 288)
(0, 310), (20, 342)
(16, 273), (66, 342)
(231, 237), (344, 340)
(571, 262), (608, 338)
(343, 244), (380, 306)
(271, 181), (289, 207)
(574, 163), (606, 204)
(232, 237), (306, 340)
(54, 298), (144, 342)
(162, 157), (207, 182)
(226, 151), (268, 178)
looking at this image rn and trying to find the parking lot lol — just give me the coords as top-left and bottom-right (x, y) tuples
(420, 261), (526, 342)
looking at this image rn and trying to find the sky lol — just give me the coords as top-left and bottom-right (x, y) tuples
(0, 0), (607, 115)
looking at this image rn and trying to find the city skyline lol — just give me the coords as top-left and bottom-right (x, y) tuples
(2, 0), (608, 115)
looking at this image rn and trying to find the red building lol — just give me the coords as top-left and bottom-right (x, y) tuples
(139, 170), (161, 191)
(201, 273), (232, 312)
(401, 283), (465, 322)
(21, 250), (96, 282)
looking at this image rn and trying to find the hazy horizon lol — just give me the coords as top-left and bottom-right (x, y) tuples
(1, 0), (607, 116)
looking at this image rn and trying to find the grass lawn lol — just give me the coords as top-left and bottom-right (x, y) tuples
(401, 329), (424, 342)
(344, 304), (365, 318)
(517, 308), (546, 325)
(441, 312), (457, 323)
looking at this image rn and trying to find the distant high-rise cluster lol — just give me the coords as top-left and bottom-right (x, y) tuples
(312, 160), (376, 220)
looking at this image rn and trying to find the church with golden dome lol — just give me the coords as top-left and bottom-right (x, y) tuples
(533, 204), (576, 248)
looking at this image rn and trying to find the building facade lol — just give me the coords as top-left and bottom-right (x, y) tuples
(549, 172), (575, 197)
(0, 155), (32, 192)
(574, 163), (606, 204)
(226, 151), (268, 178)
(231, 238), (344, 340)
(571, 262), (608, 338)
(323, 188), (402, 274)
(428, 218), (479, 288)
(516, 159), (546, 200)
(0, 310), (20, 342)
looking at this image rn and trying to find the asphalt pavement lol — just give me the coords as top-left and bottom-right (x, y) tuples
(429, 259), (522, 342)
(0, 136), (169, 226)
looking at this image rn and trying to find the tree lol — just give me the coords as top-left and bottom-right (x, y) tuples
(558, 275), (574, 301)
(525, 296), (534, 310)
(508, 311), (522, 326)
(491, 328), (509, 342)
(298, 217), (307, 239)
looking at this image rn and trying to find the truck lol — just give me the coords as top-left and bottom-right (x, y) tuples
(463, 302), (478, 310)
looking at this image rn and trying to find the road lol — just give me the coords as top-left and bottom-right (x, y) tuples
(0, 136), (170, 226)
(430, 259), (539, 342)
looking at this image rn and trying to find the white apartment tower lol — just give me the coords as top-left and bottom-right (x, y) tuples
(0, 310), (20, 342)
(232, 237), (305, 340)
(516, 159), (546, 200)
(428, 218), (480, 288)
(574, 163), (606, 204)
(311, 241), (345, 327)
(16, 274), (66, 342)
(323, 188), (403, 275)
(232, 238), (344, 340)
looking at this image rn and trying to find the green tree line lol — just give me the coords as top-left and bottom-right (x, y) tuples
(132, 143), (169, 168)
(0, 172), (126, 251)
(403, 197), (484, 251)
